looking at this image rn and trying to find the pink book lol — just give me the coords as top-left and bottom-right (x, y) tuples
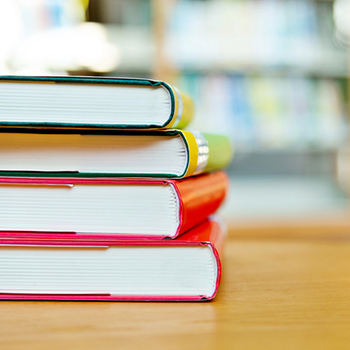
(0, 218), (225, 301)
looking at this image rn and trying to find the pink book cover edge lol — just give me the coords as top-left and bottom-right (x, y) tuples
(0, 219), (224, 302)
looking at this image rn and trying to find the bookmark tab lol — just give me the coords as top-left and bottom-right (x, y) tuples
(192, 132), (209, 175)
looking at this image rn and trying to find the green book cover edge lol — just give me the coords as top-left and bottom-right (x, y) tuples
(0, 75), (177, 129)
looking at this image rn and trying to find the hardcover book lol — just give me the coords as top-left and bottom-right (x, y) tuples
(0, 129), (232, 178)
(0, 218), (225, 301)
(0, 76), (194, 130)
(0, 171), (228, 239)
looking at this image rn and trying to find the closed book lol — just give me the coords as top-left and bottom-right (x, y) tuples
(0, 129), (233, 178)
(0, 218), (225, 301)
(0, 76), (193, 130)
(0, 171), (228, 239)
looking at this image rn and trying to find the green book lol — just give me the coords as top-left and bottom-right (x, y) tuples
(0, 76), (194, 130)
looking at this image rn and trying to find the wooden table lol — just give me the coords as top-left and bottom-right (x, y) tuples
(2, 231), (350, 350)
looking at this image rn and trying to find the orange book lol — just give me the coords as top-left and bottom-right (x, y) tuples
(0, 171), (228, 239)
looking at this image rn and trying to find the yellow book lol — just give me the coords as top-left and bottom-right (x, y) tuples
(0, 129), (233, 179)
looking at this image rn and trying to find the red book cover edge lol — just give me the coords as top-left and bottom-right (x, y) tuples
(0, 171), (228, 240)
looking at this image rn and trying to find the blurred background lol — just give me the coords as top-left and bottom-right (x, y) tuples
(0, 0), (349, 234)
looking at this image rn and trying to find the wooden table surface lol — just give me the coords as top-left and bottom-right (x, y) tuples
(2, 231), (350, 350)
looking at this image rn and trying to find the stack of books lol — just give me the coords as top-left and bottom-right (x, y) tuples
(0, 76), (232, 301)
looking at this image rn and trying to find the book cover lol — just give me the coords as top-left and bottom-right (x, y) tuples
(0, 75), (194, 130)
(0, 129), (233, 179)
(0, 218), (225, 301)
(0, 171), (229, 239)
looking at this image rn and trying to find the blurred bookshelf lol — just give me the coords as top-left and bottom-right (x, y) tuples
(1, 0), (350, 232)
(163, 0), (350, 231)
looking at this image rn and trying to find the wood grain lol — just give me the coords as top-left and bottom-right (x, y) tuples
(227, 210), (350, 239)
(1, 234), (350, 350)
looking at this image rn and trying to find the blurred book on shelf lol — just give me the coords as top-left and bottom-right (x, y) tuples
(160, 0), (350, 155)
(165, 0), (348, 76)
(177, 74), (348, 152)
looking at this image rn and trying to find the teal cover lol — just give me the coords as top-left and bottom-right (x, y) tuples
(0, 75), (176, 129)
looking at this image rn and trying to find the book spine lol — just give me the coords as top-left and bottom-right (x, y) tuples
(173, 171), (229, 235)
(166, 85), (194, 129)
(180, 131), (233, 178)
(203, 132), (233, 173)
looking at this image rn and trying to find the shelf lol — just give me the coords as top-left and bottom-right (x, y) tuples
(175, 50), (349, 78)
(231, 147), (340, 154)
(104, 24), (349, 79)
(179, 65), (349, 79)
